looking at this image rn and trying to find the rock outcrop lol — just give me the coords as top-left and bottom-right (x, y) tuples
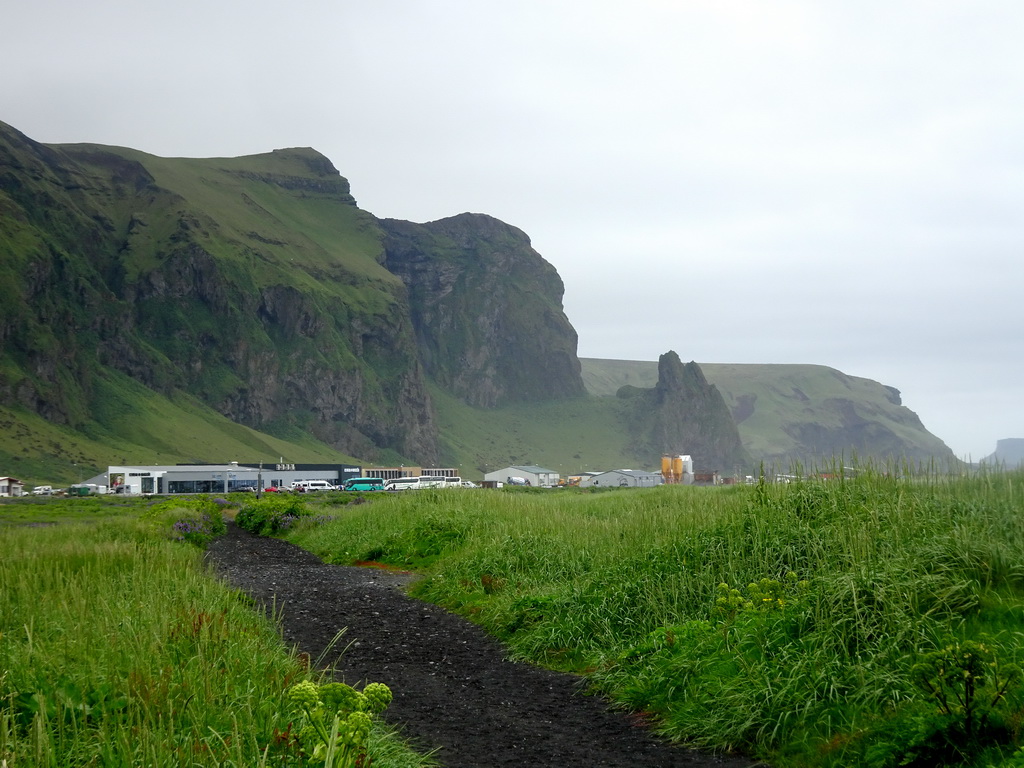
(620, 351), (751, 472)
(380, 214), (585, 407)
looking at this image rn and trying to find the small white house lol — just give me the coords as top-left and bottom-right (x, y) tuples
(579, 469), (663, 489)
(483, 465), (560, 487)
(0, 477), (25, 497)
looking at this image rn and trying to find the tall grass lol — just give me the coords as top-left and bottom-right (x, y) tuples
(0, 517), (435, 767)
(289, 469), (1024, 766)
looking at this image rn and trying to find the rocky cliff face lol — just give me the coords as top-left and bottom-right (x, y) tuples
(380, 213), (585, 407)
(983, 438), (1024, 467)
(0, 122), (594, 466)
(0, 122), (440, 462)
(618, 351), (751, 472)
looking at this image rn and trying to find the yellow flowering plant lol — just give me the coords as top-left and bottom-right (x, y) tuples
(287, 678), (393, 767)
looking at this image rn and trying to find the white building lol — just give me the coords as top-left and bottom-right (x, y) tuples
(483, 465), (560, 487)
(92, 462), (359, 494)
(579, 469), (664, 489)
(0, 476), (25, 497)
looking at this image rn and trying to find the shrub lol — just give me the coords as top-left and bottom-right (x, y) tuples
(236, 495), (309, 536)
(141, 495), (227, 547)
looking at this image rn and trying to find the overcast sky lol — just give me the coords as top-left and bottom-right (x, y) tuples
(4, 1), (1022, 460)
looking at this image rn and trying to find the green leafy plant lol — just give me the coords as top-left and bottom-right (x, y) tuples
(714, 573), (808, 649)
(912, 638), (1020, 745)
(287, 679), (393, 767)
(856, 638), (1022, 768)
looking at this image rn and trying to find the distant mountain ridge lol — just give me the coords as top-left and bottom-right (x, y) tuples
(982, 439), (1024, 467)
(0, 119), (956, 481)
(581, 358), (954, 468)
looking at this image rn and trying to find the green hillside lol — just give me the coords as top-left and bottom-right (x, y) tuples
(431, 385), (639, 478)
(0, 122), (438, 464)
(582, 358), (954, 467)
(0, 368), (362, 486)
(0, 120), (957, 484)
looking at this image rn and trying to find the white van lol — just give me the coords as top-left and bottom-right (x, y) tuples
(291, 479), (336, 492)
(32, 485), (53, 495)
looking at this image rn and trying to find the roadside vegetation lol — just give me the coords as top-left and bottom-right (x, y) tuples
(0, 499), (436, 767)
(282, 467), (1024, 767)
(6, 468), (1023, 766)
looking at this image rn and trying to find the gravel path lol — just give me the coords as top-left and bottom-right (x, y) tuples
(204, 523), (764, 768)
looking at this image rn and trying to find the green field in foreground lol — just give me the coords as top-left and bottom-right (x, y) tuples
(283, 468), (1024, 767)
(0, 499), (436, 768)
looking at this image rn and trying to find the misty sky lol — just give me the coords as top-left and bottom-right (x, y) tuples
(4, 1), (1022, 460)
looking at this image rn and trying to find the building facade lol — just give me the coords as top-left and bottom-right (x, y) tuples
(0, 477), (24, 497)
(483, 465), (560, 487)
(579, 469), (664, 488)
(95, 462), (361, 494)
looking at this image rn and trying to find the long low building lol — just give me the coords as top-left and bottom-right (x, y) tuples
(90, 462), (361, 495)
(579, 469), (664, 488)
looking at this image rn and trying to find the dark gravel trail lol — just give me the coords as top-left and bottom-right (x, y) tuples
(205, 522), (763, 768)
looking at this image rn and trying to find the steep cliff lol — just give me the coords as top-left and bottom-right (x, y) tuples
(380, 214), (585, 407)
(982, 438), (1024, 467)
(617, 351), (751, 472)
(0, 121), (438, 462)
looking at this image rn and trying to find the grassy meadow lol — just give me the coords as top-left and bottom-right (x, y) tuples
(283, 467), (1024, 767)
(0, 498), (435, 768)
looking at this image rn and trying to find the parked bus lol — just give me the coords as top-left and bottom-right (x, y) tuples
(384, 477), (422, 491)
(343, 477), (385, 492)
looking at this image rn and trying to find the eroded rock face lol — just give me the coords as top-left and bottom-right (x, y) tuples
(631, 351), (752, 473)
(380, 213), (585, 408)
(0, 122), (440, 463)
(1, 122), (590, 465)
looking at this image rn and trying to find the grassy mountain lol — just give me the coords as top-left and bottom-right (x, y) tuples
(582, 358), (955, 468)
(0, 371), (363, 486)
(0, 122), (437, 465)
(0, 120), (956, 484)
(0, 121), (585, 482)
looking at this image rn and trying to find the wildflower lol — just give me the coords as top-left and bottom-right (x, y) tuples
(320, 682), (365, 713)
(288, 679), (321, 710)
(363, 682), (393, 713)
(341, 711), (373, 746)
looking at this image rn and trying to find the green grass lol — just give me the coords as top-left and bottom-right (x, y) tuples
(430, 382), (642, 478)
(286, 467), (1024, 767)
(0, 507), (436, 768)
(0, 371), (363, 487)
(93, 146), (396, 291)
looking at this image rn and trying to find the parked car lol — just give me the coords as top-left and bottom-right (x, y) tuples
(31, 485), (53, 495)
